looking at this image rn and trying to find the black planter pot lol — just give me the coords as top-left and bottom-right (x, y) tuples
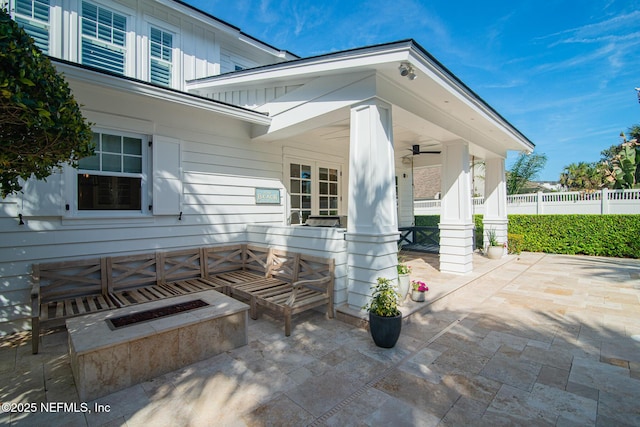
(368, 311), (402, 348)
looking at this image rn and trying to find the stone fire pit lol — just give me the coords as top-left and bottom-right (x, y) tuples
(67, 290), (248, 401)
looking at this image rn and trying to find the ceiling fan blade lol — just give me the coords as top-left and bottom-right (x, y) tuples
(411, 144), (440, 155)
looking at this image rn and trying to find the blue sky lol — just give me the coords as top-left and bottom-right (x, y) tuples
(189, 0), (640, 181)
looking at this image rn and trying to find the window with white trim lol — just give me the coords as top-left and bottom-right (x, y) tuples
(13, 0), (50, 54)
(149, 27), (173, 87)
(80, 1), (126, 75)
(77, 131), (147, 211)
(288, 161), (341, 224)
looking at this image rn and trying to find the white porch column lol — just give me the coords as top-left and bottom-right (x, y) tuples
(439, 140), (474, 274)
(345, 99), (399, 311)
(483, 157), (508, 254)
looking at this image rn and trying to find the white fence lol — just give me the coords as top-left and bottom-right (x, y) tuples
(414, 189), (640, 216)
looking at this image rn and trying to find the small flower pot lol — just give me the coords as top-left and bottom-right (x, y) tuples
(397, 273), (410, 303)
(411, 290), (425, 302)
(486, 245), (504, 260)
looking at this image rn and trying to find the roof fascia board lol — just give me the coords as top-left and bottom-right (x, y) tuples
(54, 61), (271, 125)
(407, 45), (534, 151)
(187, 41), (414, 89)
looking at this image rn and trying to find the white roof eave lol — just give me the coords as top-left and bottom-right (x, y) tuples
(186, 42), (414, 91)
(54, 61), (272, 126)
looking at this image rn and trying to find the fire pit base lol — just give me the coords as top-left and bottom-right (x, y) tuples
(67, 291), (248, 401)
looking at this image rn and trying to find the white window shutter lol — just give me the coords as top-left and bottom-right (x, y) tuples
(18, 170), (64, 216)
(152, 135), (182, 215)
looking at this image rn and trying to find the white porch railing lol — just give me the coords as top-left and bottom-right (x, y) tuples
(414, 189), (640, 216)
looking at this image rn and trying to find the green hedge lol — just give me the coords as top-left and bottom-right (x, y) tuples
(414, 214), (640, 258)
(508, 215), (640, 258)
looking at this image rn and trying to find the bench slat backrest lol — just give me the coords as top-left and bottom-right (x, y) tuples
(106, 253), (159, 293)
(266, 249), (300, 282)
(297, 254), (335, 293)
(202, 244), (245, 276)
(159, 248), (204, 284)
(243, 244), (272, 277)
(35, 258), (107, 302)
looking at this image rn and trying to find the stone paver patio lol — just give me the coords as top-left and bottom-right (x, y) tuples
(1, 251), (639, 426)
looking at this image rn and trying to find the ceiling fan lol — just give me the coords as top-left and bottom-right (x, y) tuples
(411, 144), (441, 155)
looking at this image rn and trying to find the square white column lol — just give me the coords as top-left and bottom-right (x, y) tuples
(483, 157), (508, 252)
(345, 99), (400, 310)
(439, 140), (474, 274)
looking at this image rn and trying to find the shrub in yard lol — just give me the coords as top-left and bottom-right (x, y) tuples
(507, 233), (524, 255)
(415, 214), (640, 258)
(508, 215), (640, 258)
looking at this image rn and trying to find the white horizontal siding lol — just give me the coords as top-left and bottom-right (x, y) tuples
(0, 0), (301, 335)
(0, 127), (288, 337)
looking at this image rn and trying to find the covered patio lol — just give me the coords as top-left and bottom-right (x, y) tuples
(188, 39), (534, 314)
(2, 252), (639, 425)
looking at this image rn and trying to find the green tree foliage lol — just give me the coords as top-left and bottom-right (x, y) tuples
(506, 151), (547, 194)
(601, 130), (640, 189)
(559, 161), (603, 191)
(560, 125), (640, 191)
(0, 8), (93, 197)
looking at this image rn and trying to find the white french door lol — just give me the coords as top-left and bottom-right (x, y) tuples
(287, 160), (341, 224)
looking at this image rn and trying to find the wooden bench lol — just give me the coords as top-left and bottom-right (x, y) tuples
(107, 249), (226, 307)
(32, 257), (114, 354)
(203, 245), (335, 336)
(256, 252), (335, 336)
(31, 244), (335, 352)
(31, 248), (225, 354)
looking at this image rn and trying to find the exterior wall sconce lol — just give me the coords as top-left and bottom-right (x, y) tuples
(399, 63), (417, 80)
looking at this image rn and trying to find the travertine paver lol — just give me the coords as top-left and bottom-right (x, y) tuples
(0, 252), (639, 426)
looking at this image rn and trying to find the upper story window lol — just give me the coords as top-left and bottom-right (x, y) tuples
(80, 1), (126, 75)
(77, 131), (146, 211)
(149, 27), (173, 87)
(13, 0), (50, 53)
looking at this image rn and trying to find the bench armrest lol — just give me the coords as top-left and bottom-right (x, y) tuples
(31, 282), (40, 299)
(31, 282), (40, 318)
(285, 277), (331, 306)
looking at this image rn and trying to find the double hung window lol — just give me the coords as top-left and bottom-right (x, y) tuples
(81, 1), (126, 75)
(149, 27), (173, 87)
(13, 0), (50, 53)
(77, 131), (146, 211)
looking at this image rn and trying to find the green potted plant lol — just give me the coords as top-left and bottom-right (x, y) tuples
(364, 277), (402, 348)
(485, 228), (505, 259)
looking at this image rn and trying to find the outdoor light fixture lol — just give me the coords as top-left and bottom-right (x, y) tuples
(399, 63), (417, 81)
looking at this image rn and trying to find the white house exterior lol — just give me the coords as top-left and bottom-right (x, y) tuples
(0, 0), (534, 334)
